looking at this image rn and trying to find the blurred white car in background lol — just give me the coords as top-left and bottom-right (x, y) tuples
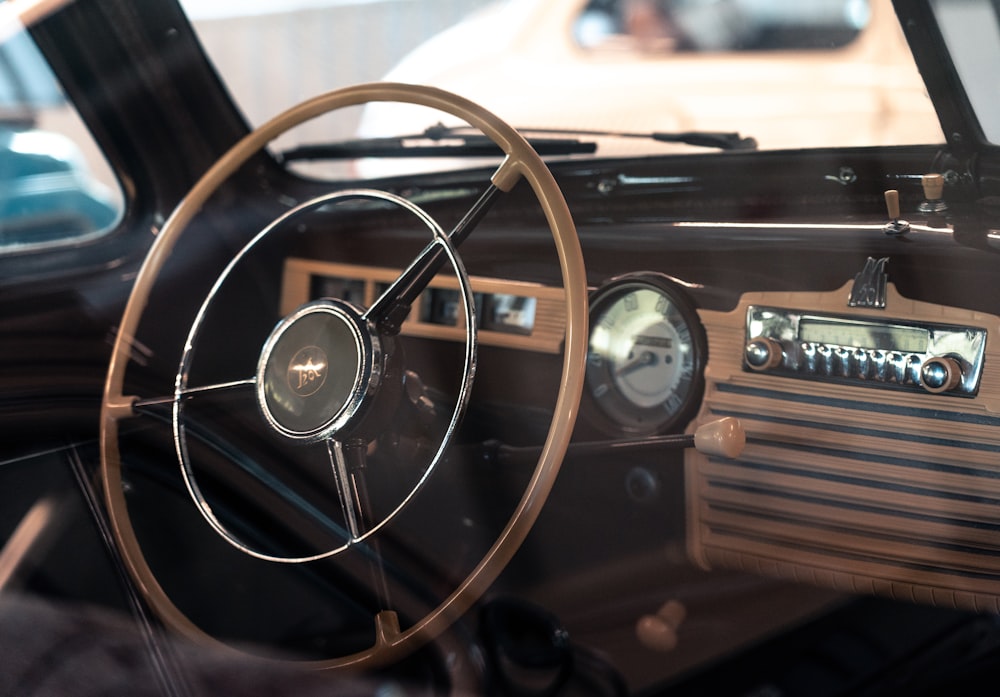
(355, 0), (942, 174)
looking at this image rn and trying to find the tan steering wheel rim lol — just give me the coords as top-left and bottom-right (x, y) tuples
(100, 82), (588, 670)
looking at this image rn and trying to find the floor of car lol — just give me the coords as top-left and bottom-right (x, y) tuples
(645, 593), (1000, 697)
(520, 544), (846, 694)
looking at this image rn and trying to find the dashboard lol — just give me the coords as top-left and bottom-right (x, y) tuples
(273, 176), (1000, 621)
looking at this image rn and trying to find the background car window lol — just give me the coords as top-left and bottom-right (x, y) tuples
(576, 0), (871, 52)
(351, 0), (942, 172)
(0, 18), (122, 252)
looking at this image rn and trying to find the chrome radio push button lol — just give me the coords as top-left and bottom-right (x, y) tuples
(887, 352), (906, 384)
(853, 348), (871, 380)
(834, 347), (853, 377)
(801, 343), (817, 373)
(816, 344), (833, 376)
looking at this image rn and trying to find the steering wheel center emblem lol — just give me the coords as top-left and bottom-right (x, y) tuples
(288, 346), (328, 397)
(256, 299), (378, 441)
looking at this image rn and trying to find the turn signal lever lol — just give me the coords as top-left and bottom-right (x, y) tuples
(481, 417), (746, 466)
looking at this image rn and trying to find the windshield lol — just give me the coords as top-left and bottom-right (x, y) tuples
(183, 0), (944, 176)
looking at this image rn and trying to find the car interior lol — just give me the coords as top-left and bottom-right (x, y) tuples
(4, 0), (1000, 695)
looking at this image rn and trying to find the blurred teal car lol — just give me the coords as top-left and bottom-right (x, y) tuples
(0, 30), (118, 248)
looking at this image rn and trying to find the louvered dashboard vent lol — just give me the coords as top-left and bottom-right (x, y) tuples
(686, 283), (1000, 613)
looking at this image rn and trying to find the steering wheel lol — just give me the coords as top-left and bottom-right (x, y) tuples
(100, 83), (588, 670)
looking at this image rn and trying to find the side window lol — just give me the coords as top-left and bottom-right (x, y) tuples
(0, 22), (122, 252)
(575, 0), (870, 52)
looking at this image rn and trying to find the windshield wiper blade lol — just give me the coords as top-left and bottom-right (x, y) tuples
(280, 121), (755, 163)
(654, 131), (757, 150)
(492, 124), (758, 151)
(280, 133), (596, 161)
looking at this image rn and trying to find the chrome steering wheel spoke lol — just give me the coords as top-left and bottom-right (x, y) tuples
(327, 438), (367, 545)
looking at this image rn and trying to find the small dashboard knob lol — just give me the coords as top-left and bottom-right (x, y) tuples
(919, 356), (963, 393)
(883, 189), (910, 236)
(636, 599), (687, 652)
(919, 173), (948, 215)
(922, 173), (944, 201)
(745, 337), (783, 371)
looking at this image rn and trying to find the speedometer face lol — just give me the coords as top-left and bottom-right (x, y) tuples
(585, 275), (705, 435)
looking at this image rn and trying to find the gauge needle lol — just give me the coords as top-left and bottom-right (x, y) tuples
(616, 350), (658, 377)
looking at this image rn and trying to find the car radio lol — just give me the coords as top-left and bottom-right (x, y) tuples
(743, 306), (987, 396)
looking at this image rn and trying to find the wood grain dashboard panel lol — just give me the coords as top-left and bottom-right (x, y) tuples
(281, 258), (567, 354)
(686, 281), (1000, 612)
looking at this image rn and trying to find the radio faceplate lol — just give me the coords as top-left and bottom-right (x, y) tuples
(744, 306), (987, 396)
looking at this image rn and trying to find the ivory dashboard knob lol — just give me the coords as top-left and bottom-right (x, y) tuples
(919, 172), (948, 214)
(636, 614), (678, 652)
(636, 599), (687, 652)
(883, 189), (910, 235)
(745, 336), (783, 371)
(693, 417), (745, 459)
(922, 173), (944, 201)
(919, 355), (963, 393)
(885, 189), (901, 220)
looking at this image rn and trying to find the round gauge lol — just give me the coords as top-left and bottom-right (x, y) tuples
(584, 274), (705, 435)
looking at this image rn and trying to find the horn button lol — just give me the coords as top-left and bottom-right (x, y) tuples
(256, 300), (379, 440)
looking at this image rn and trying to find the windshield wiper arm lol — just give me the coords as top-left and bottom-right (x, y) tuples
(280, 120), (756, 162)
(491, 124), (758, 151)
(280, 133), (596, 161)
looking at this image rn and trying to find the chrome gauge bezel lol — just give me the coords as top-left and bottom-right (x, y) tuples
(583, 273), (706, 436)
